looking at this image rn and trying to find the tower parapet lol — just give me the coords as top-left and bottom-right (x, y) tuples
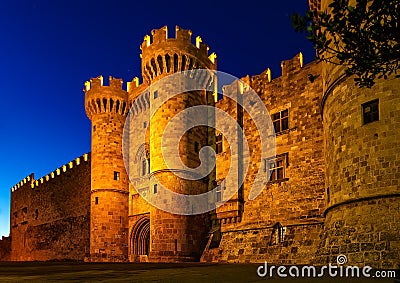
(84, 76), (129, 120)
(140, 26), (216, 84)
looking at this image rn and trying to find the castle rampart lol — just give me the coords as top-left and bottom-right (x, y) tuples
(9, 153), (91, 261)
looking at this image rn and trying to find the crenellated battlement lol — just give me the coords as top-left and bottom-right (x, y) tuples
(141, 26), (210, 57)
(10, 174), (34, 193)
(84, 76), (126, 92)
(140, 26), (216, 84)
(308, 0), (321, 11)
(84, 76), (129, 119)
(281, 52), (303, 76)
(10, 153), (90, 193)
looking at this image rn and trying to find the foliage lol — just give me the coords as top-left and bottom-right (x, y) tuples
(292, 0), (400, 88)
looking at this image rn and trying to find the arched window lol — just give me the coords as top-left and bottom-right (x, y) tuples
(173, 54), (178, 72)
(141, 158), (147, 176)
(165, 54), (171, 73)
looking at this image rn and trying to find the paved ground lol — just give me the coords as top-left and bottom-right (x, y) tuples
(0, 262), (398, 282)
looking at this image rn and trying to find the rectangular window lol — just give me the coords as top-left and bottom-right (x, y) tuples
(153, 90), (158, 99)
(216, 134), (223, 154)
(143, 122), (147, 128)
(114, 171), (120, 181)
(272, 224), (286, 244)
(264, 153), (288, 182)
(272, 109), (289, 133)
(215, 179), (225, 202)
(95, 197), (99, 205)
(153, 184), (158, 194)
(93, 125), (96, 132)
(362, 99), (379, 125)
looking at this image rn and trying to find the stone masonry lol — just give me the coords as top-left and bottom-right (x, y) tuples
(2, 16), (399, 268)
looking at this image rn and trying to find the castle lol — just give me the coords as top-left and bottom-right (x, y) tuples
(1, 0), (399, 269)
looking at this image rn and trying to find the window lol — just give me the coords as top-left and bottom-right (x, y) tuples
(143, 122), (147, 128)
(153, 184), (158, 194)
(93, 125), (96, 132)
(216, 134), (223, 154)
(114, 171), (120, 181)
(265, 153), (288, 182)
(215, 179), (225, 202)
(362, 99), (379, 125)
(95, 197), (99, 205)
(327, 187), (330, 203)
(271, 222), (286, 245)
(153, 90), (158, 99)
(140, 159), (150, 176)
(272, 109), (289, 133)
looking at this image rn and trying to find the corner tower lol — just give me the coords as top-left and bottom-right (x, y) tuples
(309, 0), (400, 268)
(84, 76), (129, 262)
(141, 26), (217, 262)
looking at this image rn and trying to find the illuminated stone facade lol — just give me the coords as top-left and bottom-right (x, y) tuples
(2, 20), (399, 268)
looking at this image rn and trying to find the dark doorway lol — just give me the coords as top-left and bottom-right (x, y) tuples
(131, 216), (150, 258)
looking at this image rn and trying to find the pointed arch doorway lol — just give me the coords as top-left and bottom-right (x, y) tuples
(130, 216), (150, 262)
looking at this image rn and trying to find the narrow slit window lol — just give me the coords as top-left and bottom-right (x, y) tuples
(216, 134), (223, 154)
(114, 171), (120, 181)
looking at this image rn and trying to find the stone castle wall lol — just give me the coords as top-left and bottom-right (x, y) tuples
(0, 236), (11, 261)
(315, 74), (400, 269)
(9, 154), (91, 261)
(203, 55), (326, 264)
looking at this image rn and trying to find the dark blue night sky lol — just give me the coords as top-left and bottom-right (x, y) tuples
(0, 0), (314, 236)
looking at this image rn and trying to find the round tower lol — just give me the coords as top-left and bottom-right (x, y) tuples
(310, 0), (400, 268)
(84, 76), (129, 262)
(140, 26), (217, 262)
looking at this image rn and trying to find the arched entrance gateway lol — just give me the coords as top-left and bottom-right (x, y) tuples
(130, 216), (150, 262)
